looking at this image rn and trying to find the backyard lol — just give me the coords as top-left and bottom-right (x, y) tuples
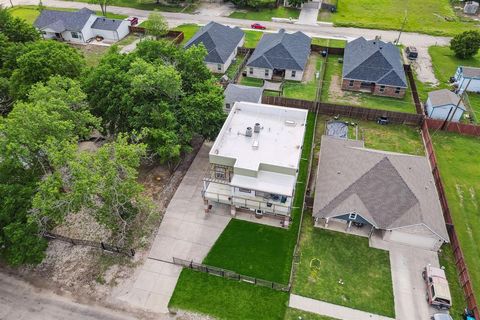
(321, 54), (417, 113)
(229, 6), (300, 21)
(431, 131), (480, 304)
(327, 0), (479, 36)
(281, 53), (323, 101)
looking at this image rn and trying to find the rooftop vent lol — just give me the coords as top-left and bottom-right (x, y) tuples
(252, 140), (259, 150)
(285, 120), (296, 127)
(246, 127), (253, 137)
(254, 123), (261, 133)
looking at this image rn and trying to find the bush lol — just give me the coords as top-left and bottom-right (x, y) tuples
(450, 30), (480, 59)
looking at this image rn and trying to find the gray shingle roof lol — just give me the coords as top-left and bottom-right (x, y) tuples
(246, 29), (311, 71)
(224, 84), (263, 104)
(343, 37), (407, 88)
(428, 89), (466, 110)
(34, 8), (95, 32)
(91, 17), (124, 31)
(459, 66), (480, 78)
(312, 136), (448, 241)
(184, 21), (244, 64)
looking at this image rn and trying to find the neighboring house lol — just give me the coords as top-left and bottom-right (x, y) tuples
(342, 37), (408, 98)
(34, 8), (130, 43)
(426, 89), (466, 122)
(313, 136), (449, 251)
(184, 21), (244, 74)
(453, 66), (480, 93)
(203, 102), (308, 225)
(224, 84), (263, 112)
(245, 29), (311, 81)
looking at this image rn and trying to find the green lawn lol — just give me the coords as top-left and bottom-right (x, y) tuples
(321, 55), (417, 113)
(64, 0), (197, 12)
(439, 245), (467, 320)
(203, 113), (315, 284)
(244, 30), (263, 48)
(173, 24), (200, 45)
(429, 46), (480, 85)
(312, 38), (346, 49)
(465, 92), (480, 123)
(330, 0), (479, 36)
(293, 219), (394, 317)
(169, 269), (289, 320)
(70, 44), (109, 67)
(431, 132), (480, 304)
(239, 76), (264, 87)
(285, 308), (339, 320)
(229, 6), (300, 21)
(9, 5), (127, 24)
(224, 53), (246, 80)
(282, 54), (323, 101)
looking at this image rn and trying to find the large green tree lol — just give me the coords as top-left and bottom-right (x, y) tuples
(0, 6), (39, 43)
(143, 12), (168, 40)
(450, 30), (480, 59)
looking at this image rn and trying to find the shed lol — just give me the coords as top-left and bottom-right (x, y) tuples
(453, 66), (480, 93)
(223, 84), (263, 112)
(425, 89), (466, 122)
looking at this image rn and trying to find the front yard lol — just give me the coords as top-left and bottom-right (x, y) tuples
(429, 46), (480, 85)
(229, 6), (300, 21)
(431, 132), (480, 304)
(321, 54), (417, 113)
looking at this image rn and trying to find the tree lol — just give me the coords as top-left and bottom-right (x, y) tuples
(450, 30), (480, 59)
(0, 6), (39, 43)
(287, 0), (306, 8)
(88, 0), (113, 16)
(9, 40), (86, 100)
(144, 12), (168, 40)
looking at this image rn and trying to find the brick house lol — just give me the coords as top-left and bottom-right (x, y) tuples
(342, 37), (408, 99)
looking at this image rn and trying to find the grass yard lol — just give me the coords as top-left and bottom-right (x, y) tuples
(285, 308), (339, 320)
(465, 92), (480, 123)
(229, 6), (300, 21)
(431, 132), (480, 304)
(169, 269), (289, 320)
(203, 113), (316, 284)
(439, 245), (467, 320)
(239, 76), (264, 87)
(293, 218), (395, 317)
(330, 0), (479, 36)
(429, 46), (480, 85)
(64, 0), (197, 12)
(173, 24), (200, 45)
(244, 30), (263, 48)
(312, 38), (346, 49)
(321, 55), (417, 113)
(70, 44), (110, 67)
(282, 54), (323, 101)
(9, 5), (127, 24)
(224, 54), (246, 80)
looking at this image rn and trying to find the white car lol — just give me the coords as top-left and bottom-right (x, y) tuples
(431, 313), (453, 320)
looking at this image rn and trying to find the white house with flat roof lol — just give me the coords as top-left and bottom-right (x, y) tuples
(202, 102), (308, 225)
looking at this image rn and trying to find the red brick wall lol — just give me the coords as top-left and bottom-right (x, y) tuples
(341, 78), (405, 98)
(341, 79), (364, 91)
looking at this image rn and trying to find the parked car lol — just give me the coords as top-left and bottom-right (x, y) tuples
(405, 46), (418, 60)
(431, 314), (453, 320)
(251, 23), (266, 30)
(128, 17), (139, 26)
(423, 265), (452, 310)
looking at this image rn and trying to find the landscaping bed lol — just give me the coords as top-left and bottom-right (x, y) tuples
(321, 54), (417, 114)
(229, 6), (300, 21)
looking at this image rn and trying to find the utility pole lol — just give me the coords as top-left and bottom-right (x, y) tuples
(441, 78), (472, 130)
(395, 10), (407, 45)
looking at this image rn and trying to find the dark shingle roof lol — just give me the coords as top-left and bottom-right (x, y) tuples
(184, 22), (244, 64)
(224, 84), (263, 104)
(34, 8), (95, 32)
(91, 17), (124, 31)
(312, 136), (448, 241)
(459, 66), (480, 78)
(246, 29), (311, 71)
(343, 37), (407, 88)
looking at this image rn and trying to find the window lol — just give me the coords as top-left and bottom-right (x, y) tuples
(217, 64), (222, 71)
(348, 213), (357, 220)
(249, 67), (253, 75)
(226, 103), (231, 109)
(71, 32), (80, 39)
(348, 80), (354, 87)
(215, 167), (226, 179)
(395, 87), (401, 94)
(291, 70), (296, 78)
(238, 188), (251, 193)
(264, 69), (269, 77)
(379, 85), (385, 92)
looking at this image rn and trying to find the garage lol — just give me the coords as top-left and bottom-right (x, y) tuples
(385, 227), (442, 251)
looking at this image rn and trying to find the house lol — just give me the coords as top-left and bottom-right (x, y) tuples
(223, 84), (263, 112)
(425, 89), (466, 122)
(453, 66), (480, 93)
(202, 102), (308, 225)
(184, 21), (244, 74)
(245, 29), (311, 81)
(34, 8), (130, 43)
(342, 37), (408, 98)
(312, 136), (449, 251)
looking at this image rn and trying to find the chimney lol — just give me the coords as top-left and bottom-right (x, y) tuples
(254, 123), (261, 133)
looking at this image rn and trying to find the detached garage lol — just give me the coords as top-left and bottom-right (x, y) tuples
(312, 136), (449, 252)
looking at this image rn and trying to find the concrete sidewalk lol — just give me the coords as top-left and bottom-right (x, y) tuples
(289, 294), (395, 320)
(115, 143), (231, 314)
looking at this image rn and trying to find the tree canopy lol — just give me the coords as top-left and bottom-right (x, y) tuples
(450, 30), (480, 59)
(144, 12), (168, 40)
(0, 6), (39, 43)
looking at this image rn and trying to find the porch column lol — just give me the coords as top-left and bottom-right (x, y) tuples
(325, 217), (329, 228)
(230, 205), (236, 217)
(346, 220), (352, 231)
(204, 199), (210, 214)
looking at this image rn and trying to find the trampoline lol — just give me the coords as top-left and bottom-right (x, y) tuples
(326, 121), (348, 139)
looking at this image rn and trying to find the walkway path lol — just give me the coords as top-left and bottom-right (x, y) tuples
(289, 294), (395, 320)
(114, 143), (231, 314)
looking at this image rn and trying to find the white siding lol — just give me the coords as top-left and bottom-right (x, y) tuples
(79, 15), (98, 42)
(426, 98), (464, 122)
(284, 69), (304, 81)
(246, 66), (273, 80)
(206, 62), (225, 73)
(457, 75), (480, 93)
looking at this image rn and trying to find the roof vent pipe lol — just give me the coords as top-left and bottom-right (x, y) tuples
(254, 123), (261, 133)
(246, 127), (253, 137)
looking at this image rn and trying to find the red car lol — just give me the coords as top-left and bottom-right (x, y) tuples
(251, 23), (266, 30)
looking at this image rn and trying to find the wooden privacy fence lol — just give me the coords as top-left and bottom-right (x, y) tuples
(426, 118), (480, 137)
(43, 231), (135, 257)
(127, 27), (184, 45)
(311, 45), (344, 55)
(421, 121), (480, 319)
(404, 64), (424, 115)
(261, 96), (424, 125)
(172, 257), (290, 292)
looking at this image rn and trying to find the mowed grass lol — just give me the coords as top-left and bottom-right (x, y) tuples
(429, 46), (480, 85)
(229, 6), (300, 21)
(239, 76), (264, 87)
(204, 113), (316, 284)
(293, 218), (394, 317)
(331, 0), (479, 36)
(282, 54), (323, 101)
(169, 269), (289, 320)
(312, 38), (346, 48)
(431, 132), (480, 303)
(285, 308), (339, 320)
(64, 0), (196, 12)
(173, 24), (200, 45)
(439, 245), (467, 320)
(321, 55), (417, 113)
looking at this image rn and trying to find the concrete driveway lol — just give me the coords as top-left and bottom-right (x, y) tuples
(115, 143), (231, 314)
(297, 1), (321, 25)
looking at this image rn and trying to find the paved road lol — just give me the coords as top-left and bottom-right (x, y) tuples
(0, 272), (138, 320)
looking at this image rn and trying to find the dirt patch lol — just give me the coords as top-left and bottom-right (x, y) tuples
(302, 53), (319, 83)
(327, 74), (360, 105)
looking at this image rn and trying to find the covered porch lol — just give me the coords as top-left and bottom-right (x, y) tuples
(314, 216), (375, 238)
